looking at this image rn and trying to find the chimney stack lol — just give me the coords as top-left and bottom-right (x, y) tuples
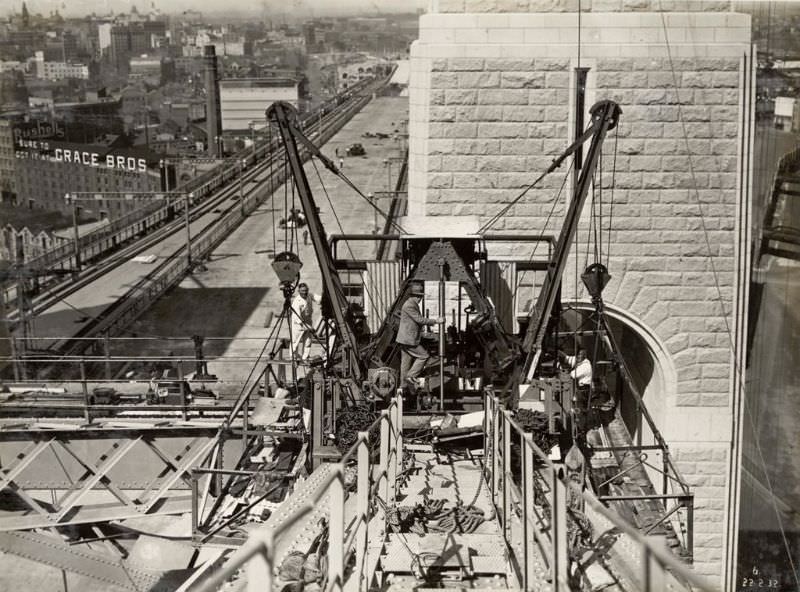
(204, 45), (222, 157)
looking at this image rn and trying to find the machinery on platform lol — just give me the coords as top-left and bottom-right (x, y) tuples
(266, 98), (622, 428)
(261, 97), (699, 589)
(0, 90), (703, 592)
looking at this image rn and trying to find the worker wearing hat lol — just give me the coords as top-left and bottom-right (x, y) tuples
(397, 281), (442, 385)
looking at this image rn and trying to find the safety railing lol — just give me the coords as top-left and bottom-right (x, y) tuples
(529, 373), (694, 558)
(0, 344), (293, 420)
(194, 393), (403, 592)
(341, 394), (402, 589)
(483, 390), (713, 592)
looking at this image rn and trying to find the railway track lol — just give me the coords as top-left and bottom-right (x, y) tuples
(7, 77), (389, 366)
(2, 75), (388, 318)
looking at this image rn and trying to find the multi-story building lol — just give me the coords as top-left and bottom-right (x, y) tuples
(219, 77), (300, 131)
(187, 31), (247, 58)
(42, 31), (79, 62)
(108, 21), (166, 71)
(14, 137), (161, 217)
(97, 22), (112, 54)
(159, 100), (205, 128)
(0, 119), (17, 204)
(0, 61), (25, 73)
(179, 10), (204, 25)
(55, 97), (124, 141)
(33, 51), (89, 81)
(6, 30), (43, 59)
(119, 85), (148, 130)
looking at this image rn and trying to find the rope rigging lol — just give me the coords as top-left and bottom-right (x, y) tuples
(308, 158), (385, 333)
(268, 121), (277, 255)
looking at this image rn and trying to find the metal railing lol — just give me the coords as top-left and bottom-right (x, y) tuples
(483, 391), (713, 592)
(188, 386), (712, 592)
(195, 393), (403, 592)
(527, 373), (695, 559)
(0, 361), (290, 421)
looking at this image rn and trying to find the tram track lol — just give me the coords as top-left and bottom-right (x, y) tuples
(13, 77), (387, 364)
(3, 75), (387, 318)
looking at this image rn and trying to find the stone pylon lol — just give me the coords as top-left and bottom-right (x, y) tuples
(409, 1), (753, 587)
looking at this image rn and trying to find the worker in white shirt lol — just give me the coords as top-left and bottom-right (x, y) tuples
(560, 348), (592, 388)
(291, 283), (314, 361)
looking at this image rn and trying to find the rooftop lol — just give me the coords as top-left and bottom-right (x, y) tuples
(219, 77), (299, 88)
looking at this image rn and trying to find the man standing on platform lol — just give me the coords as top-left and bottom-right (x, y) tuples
(397, 282), (441, 386)
(291, 283), (314, 361)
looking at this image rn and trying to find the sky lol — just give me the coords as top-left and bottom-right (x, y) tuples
(11, 0), (426, 18)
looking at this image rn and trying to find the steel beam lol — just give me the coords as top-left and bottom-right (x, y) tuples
(53, 437), (142, 521)
(0, 428), (224, 531)
(0, 530), (164, 590)
(0, 438), (54, 492)
(145, 438), (198, 489)
(53, 438), (140, 518)
(0, 495), (192, 531)
(137, 437), (202, 502)
(0, 424), (219, 442)
(138, 437), (218, 513)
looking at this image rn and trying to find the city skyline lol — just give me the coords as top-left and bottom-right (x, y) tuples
(4, 0), (426, 19)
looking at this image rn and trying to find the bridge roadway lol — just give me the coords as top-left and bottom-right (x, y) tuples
(9, 87), (383, 357)
(16, 172), (261, 352)
(108, 95), (409, 383)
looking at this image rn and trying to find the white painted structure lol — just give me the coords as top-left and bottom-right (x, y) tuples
(33, 51), (89, 81)
(219, 78), (300, 131)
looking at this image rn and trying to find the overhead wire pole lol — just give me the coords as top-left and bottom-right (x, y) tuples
(71, 201), (82, 272)
(65, 191), (194, 269)
(238, 159), (246, 217)
(161, 154), (253, 244)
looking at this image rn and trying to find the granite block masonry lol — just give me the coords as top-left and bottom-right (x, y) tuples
(409, 2), (752, 587)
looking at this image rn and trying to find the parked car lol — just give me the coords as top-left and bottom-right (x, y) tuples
(345, 143), (366, 156)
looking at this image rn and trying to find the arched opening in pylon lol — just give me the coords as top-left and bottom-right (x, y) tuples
(560, 302), (676, 443)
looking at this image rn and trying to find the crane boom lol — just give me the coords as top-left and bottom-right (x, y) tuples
(522, 99), (621, 380)
(266, 101), (364, 382)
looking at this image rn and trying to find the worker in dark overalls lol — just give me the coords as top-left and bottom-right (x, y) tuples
(396, 282), (440, 388)
(192, 334), (208, 378)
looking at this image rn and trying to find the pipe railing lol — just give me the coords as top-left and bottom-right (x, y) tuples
(483, 390), (713, 592)
(0, 340), (292, 423)
(195, 393), (403, 592)
(531, 374), (694, 556)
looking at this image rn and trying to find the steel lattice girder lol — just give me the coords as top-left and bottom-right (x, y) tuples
(0, 425), (236, 531)
(0, 530), (188, 591)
